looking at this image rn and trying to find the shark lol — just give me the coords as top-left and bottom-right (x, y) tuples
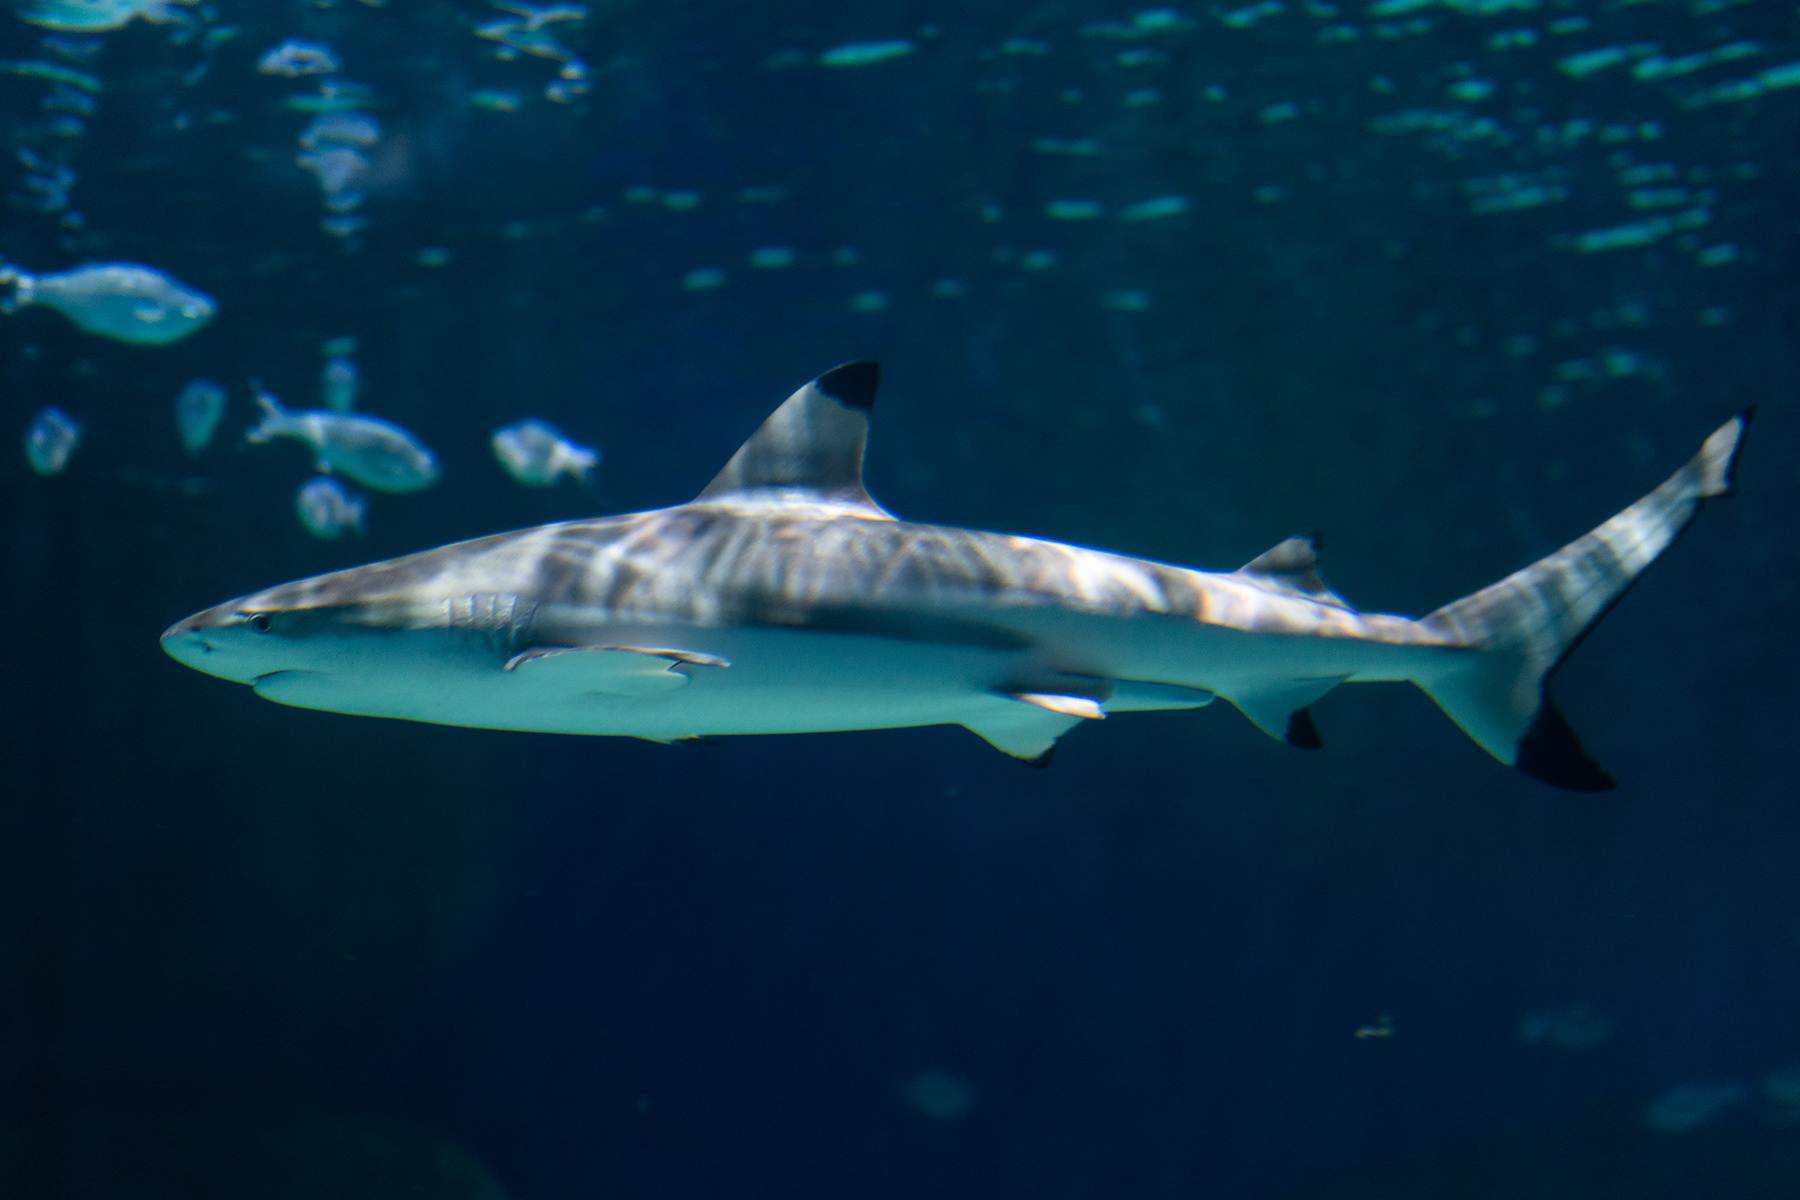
(161, 361), (1752, 789)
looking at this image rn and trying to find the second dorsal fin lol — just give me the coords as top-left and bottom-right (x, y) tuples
(695, 360), (890, 513)
(1235, 533), (1350, 607)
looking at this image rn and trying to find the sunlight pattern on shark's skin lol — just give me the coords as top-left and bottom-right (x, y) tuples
(164, 362), (1749, 787)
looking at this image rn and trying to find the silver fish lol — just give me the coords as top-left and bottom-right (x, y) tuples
(24, 405), (81, 475)
(164, 362), (1749, 787)
(296, 476), (366, 540)
(175, 378), (226, 455)
(0, 261), (214, 345)
(245, 386), (438, 493)
(491, 418), (598, 486)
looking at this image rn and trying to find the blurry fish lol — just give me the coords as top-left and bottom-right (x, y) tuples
(23, 406), (80, 475)
(296, 145), (368, 211)
(1519, 1002), (1613, 1049)
(0, 261), (214, 345)
(246, 385), (438, 493)
(819, 40), (915, 67)
(321, 337), (358, 412)
(299, 112), (379, 149)
(175, 378), (226, 454)
(491, 418), (598, 486)
(257, 40), (339, 77)
(16, 0), (191, 32)
(493, 0), (586, 28)
(1354, 1014), (1394, 1038)
(1643, 1081), (1748, 1133)
(296, 476), (366, 539)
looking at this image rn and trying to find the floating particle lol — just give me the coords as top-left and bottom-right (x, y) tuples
(661, 190), (701, 210)
(900, 1071), (974, 1120)
(1354, 1014), (1395, 1038)
(1633, 41), (1760, 81)
(23, 406), (79, 475)
(258, 39), (340, 77)
(175, 378), (226, 454)
(1046, 199), (1103, 219)
(1448, 78), (1494, 101)
(738, 186), (786, 203)
(1253, 183), (1286, 203)
(0, 59), (101, 90)
(1618, 163), (1677, 185)
(1519, 1003), (1614, 1049)
(1221, 1), (1284, 28)
(819, 40), (915, 67)
(1260, 101), (1300, 123)
(1120, 194), (1190, 220)
(831, 246), (862, 266)
(247, 385), (438, 493)
(622, 185), (658, 203)
(414, 246), (450, 266)
(1464, 171), (1567, 213)
(1116, 48), (1166, 66)
(1696, 243), (1738, 266)
(1643, 1082), (1748, 1133)
(1697, 306), (1730, 326)
(1489, 28), (1536, 49)
(749, 246), (795, 268)
(1548, 16), (1589, 32)
(1627, 187), (1690, 209)
(1102, 289), (1150, 310)
(1681, 61), (1800, 109)
(850, 290), (889, 312)
(491, 418), (599, 486)
(44, 82), (96, 114)
(1020, 249), (1058, 269)
(0, 261), (214, 345)
(1557, 43), (1657, 80)
(287, 81), (374, 113)
(999, 37), (1049, 54)
(1319, 23), (1360, 41)
(682, 267), (725, 290)
(1124, 88), (1161, 106)
(980, 203), (1004, 222)
(930, 278), (965, 298)
(295, 476), (366, 539)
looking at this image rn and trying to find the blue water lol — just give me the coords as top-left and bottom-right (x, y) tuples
(2, 0), (1797, 1196)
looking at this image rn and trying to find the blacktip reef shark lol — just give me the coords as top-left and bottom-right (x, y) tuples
(162, 362), (1752, 790)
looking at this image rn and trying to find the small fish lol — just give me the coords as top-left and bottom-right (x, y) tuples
(24, 406), (81, 475)
(1354, 1015), (1394, 1039)
(491, 418), (598, 486)
(0, 261), (214, 345)
(298, 113), (380, 150)
(175, 378), (226, 454)
(246, 385), (438, 493)
(257, 39), (339, 77)
(296, 476), (366, 539)
(1643, 1081), (1749, 1133)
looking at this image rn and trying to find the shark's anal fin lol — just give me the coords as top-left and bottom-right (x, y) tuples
(1229, 676), (1349, 748)
(695, 360), (892, 515)
(503, 644), (729, 695)
(1234, 533), (1352, 608)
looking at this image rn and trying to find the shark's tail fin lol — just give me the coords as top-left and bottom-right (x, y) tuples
(1415, 410), (1752, 791)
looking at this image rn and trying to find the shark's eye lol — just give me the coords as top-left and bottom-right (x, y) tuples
(247, 614), (273, 633)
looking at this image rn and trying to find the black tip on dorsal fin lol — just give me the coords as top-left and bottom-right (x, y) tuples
(1285, 707), (1324, 750)
(1514, 692), (1617, 792)
(815, 360), (880, 412)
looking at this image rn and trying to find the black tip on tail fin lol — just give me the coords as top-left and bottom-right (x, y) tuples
(1514, 694), (1617, 792)
(1285, 708), (1324, 750)
(815, 360), (880, 411)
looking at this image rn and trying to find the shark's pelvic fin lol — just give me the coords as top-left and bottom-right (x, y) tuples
(1235, 533), (1352, 608)
(1416, 409), (1754, 791)
(961, 694), (1092, 764)
(1229, 675), (1350, 748)
(695, 360), (892, 515)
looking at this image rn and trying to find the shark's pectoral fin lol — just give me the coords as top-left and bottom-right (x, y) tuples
(1229, 675), (1350, 748)
(961, 693), (1100, 765)
(503, 644), (730, 696)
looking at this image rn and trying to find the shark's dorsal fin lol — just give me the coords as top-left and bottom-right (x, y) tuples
(1234, 533), (1350, 607)
(696, 361), (891, 515)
